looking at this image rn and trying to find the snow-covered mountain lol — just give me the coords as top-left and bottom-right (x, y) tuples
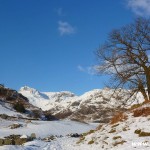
(19, 86), (144, 122)
(0, 85), (46, 120)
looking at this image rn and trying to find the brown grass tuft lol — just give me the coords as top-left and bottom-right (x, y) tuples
(110, 112), (128, 124)
(133, 107), (150, 117)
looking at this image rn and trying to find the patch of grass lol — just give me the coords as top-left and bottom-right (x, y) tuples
(113, 136), (122, 140)
(109, 129), (116, 133)
(134, 129), (150, 136)
(133, 107), (150, 117)
(110, 112), (128, 124)
(134, 129), (141, 134)
(139, 131), (150, 137)
(76, 136), (85, 144)
(82, 130), (95, 136)
(113, 140), (126, 146)
(130, 104), (142, 110)
(88, 140), (94, 144)
(122, 127), (128, 131)
(111, 123), (119, 128)
(103, 140), (108, 145)
(96, 124), (103, 130)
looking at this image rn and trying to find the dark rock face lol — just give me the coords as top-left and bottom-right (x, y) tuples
(68, 133), (81, 138)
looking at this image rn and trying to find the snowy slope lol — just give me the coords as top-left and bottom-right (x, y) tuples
(77, 104), (150, 150)
(1, 105), (150, 150)
(0, 101), (27, 118)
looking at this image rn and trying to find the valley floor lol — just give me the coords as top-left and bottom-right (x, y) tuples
(0, 119), (98, 150)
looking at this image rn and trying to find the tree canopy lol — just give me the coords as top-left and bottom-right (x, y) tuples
(96, 18), (150, 103)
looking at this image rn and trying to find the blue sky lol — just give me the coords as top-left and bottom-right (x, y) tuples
(0, 0), (150, 95)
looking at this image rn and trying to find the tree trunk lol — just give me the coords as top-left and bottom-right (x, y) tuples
(145, 69), (150, 101)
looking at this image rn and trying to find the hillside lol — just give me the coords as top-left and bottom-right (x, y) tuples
(1, 103), (150, 150)
(76, 102), (150, 150)
(19, 86), (144, 122)
(0, 85), (53, 120)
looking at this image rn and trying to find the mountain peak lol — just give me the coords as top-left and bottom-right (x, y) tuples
(19, 86), (39, 94)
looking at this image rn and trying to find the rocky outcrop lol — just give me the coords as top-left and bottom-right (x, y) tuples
(0, 85), (56, 121)
(0, 135), (27, 146)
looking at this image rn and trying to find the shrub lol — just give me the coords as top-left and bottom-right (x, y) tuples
(110, 112), (127, 124)
(13, 102), (26, 113)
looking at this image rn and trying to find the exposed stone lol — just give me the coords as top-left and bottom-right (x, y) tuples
(4, 139), (14, 145)
(0, 139), (4, 146)
(30, 133), (36, 140)
(9, 123), (23, 129)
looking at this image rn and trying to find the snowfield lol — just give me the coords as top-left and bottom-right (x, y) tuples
(0, 119), (97, 138)
(0, 119), (98, 150)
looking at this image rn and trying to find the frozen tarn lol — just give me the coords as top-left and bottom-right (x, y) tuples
(0, 120), (97, 138)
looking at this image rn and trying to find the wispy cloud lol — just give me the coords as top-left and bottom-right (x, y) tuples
(56, 8), (65, 16)
(127, 0), (150, 16)
(77, 65), (97, 75)
(58, 21), (76, 36)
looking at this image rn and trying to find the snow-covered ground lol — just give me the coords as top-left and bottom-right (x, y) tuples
(0, 101), (27, 118)
(0, 119), (98, 150)
(0, 138), (100, 150)
(2, 112), (150, 150)
(0, 119), (97, 138)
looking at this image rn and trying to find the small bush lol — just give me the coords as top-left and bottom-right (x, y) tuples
(13, 102), (26, 113)
(110, 112), (127, 124)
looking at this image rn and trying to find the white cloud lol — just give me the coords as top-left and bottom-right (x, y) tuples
(77, 65), (97, 75)
(58, 21), (76, 36)
(127, 0), (150, 16)
(77, 65), (85, 72)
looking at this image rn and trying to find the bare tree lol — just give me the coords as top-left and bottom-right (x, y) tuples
(96, 18), (150, 103)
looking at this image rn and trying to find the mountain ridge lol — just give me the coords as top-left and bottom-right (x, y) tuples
(19, 86), (144, 123)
